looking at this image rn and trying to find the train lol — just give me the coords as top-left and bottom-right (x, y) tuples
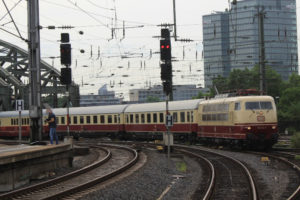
(0, 94), (278, 149)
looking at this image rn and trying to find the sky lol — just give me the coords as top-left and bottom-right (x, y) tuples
(0, 0), (299, 100)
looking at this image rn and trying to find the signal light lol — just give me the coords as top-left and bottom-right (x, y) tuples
(163, 81), (172, 95)
(60, 43), (71, 65)
(160, 40), (171, 61)
(60, 68), (72, 85)
(161, 63), (172, 81)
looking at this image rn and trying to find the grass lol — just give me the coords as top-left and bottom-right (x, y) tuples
(176, 162), (187, 172)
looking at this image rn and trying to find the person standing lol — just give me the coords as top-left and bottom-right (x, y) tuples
(45, 108), (58, 145)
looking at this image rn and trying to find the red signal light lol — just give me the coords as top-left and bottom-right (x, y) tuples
(161, 45), (165, 49)
(166, 45), (170, 48)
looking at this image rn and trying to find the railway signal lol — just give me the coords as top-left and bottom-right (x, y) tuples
(60, 43), (71, 65)
(161, 63), (172, 81)
(160, 39), (171, 61)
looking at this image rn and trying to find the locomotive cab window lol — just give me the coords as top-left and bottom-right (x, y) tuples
(245, 101), (273, 110)
(235, 102), (241, 110)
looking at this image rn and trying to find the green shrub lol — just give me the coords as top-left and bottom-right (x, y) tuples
(291, 132), (300, 148)
(295, 155), (300, 160)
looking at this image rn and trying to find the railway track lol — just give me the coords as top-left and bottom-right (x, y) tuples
(251, 150), (300, 200)
(174, 145), (257, 200)
(0, 144), (138, 200)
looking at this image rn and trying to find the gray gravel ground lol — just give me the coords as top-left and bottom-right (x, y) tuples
(79, 148), (202, 200)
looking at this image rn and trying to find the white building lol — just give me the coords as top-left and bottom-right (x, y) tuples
(129, 85), (209, 102)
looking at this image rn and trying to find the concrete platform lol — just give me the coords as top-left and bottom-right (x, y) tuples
(0, 141), (73, 192)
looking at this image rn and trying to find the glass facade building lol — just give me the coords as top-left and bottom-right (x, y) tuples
(203, 0), (298, 87)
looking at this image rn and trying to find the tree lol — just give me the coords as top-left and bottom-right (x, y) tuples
(228, 68), (254, 90)
(278, 87), (300, 131)
(212, 75), (228, 94)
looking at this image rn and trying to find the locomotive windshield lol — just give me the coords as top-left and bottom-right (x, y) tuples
(245, 101), (273, 110)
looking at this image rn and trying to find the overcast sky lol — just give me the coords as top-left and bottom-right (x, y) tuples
(0, 0), (299, 99)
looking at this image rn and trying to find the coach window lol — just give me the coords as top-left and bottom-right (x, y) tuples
(61, 117), (65, 124)
(130, 114), (134, 123)
(135, 114), (139, 124)
(86, 116), (90, 124)
(80, 116), (84, 124)
(235, 102), (241, 110)
(153, 113), (157, 123)
(173, 112), (178, 123)
(191, 111), (194, 122)
(73, 116), (78, 124)
(93, 115), (98, 124)
(187, 112), (190, 122)
(114, 115), (118, 123)
(147, 113), (151, 123)
(108, 115), (112, 123)
(10, 118), (13, 125)
(100, 115), (105, 123)
(159, 113), (164, 123)
(141, 114), (145, 123)
(126, 114), (129, 123)
(180, 112), (185, 123)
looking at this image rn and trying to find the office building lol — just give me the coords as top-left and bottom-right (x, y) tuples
(203, 0), (298, 87)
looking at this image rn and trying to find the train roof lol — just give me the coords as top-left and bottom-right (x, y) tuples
(202, 95), (274, 104)
(53, 105), (128, 115)
(124, 99), (203, 113)
(0, 104), (129, 118)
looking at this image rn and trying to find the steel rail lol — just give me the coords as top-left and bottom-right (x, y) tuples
(176, 149), (215, 200)
(175, 145), (258, 200)
(0, 146), (111, 200)
(41, 144), (139, 200)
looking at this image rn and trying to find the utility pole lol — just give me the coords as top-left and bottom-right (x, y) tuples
(172, 0), (177, 41)
(257, 7), (266, 95)
(28, 0), (42, 142)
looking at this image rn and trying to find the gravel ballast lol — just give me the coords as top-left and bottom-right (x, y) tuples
(79, 148), (203, 200)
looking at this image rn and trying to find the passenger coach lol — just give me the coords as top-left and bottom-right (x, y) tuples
(124, 99), (202, 142)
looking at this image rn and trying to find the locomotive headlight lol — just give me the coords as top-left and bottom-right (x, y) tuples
(272, 126), (276, 130)
(246, 126), (251, 130)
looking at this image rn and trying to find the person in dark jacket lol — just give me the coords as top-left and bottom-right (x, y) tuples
(45, 108), (58, 145)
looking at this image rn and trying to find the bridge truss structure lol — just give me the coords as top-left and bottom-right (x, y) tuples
(0, 39), (79, 111)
